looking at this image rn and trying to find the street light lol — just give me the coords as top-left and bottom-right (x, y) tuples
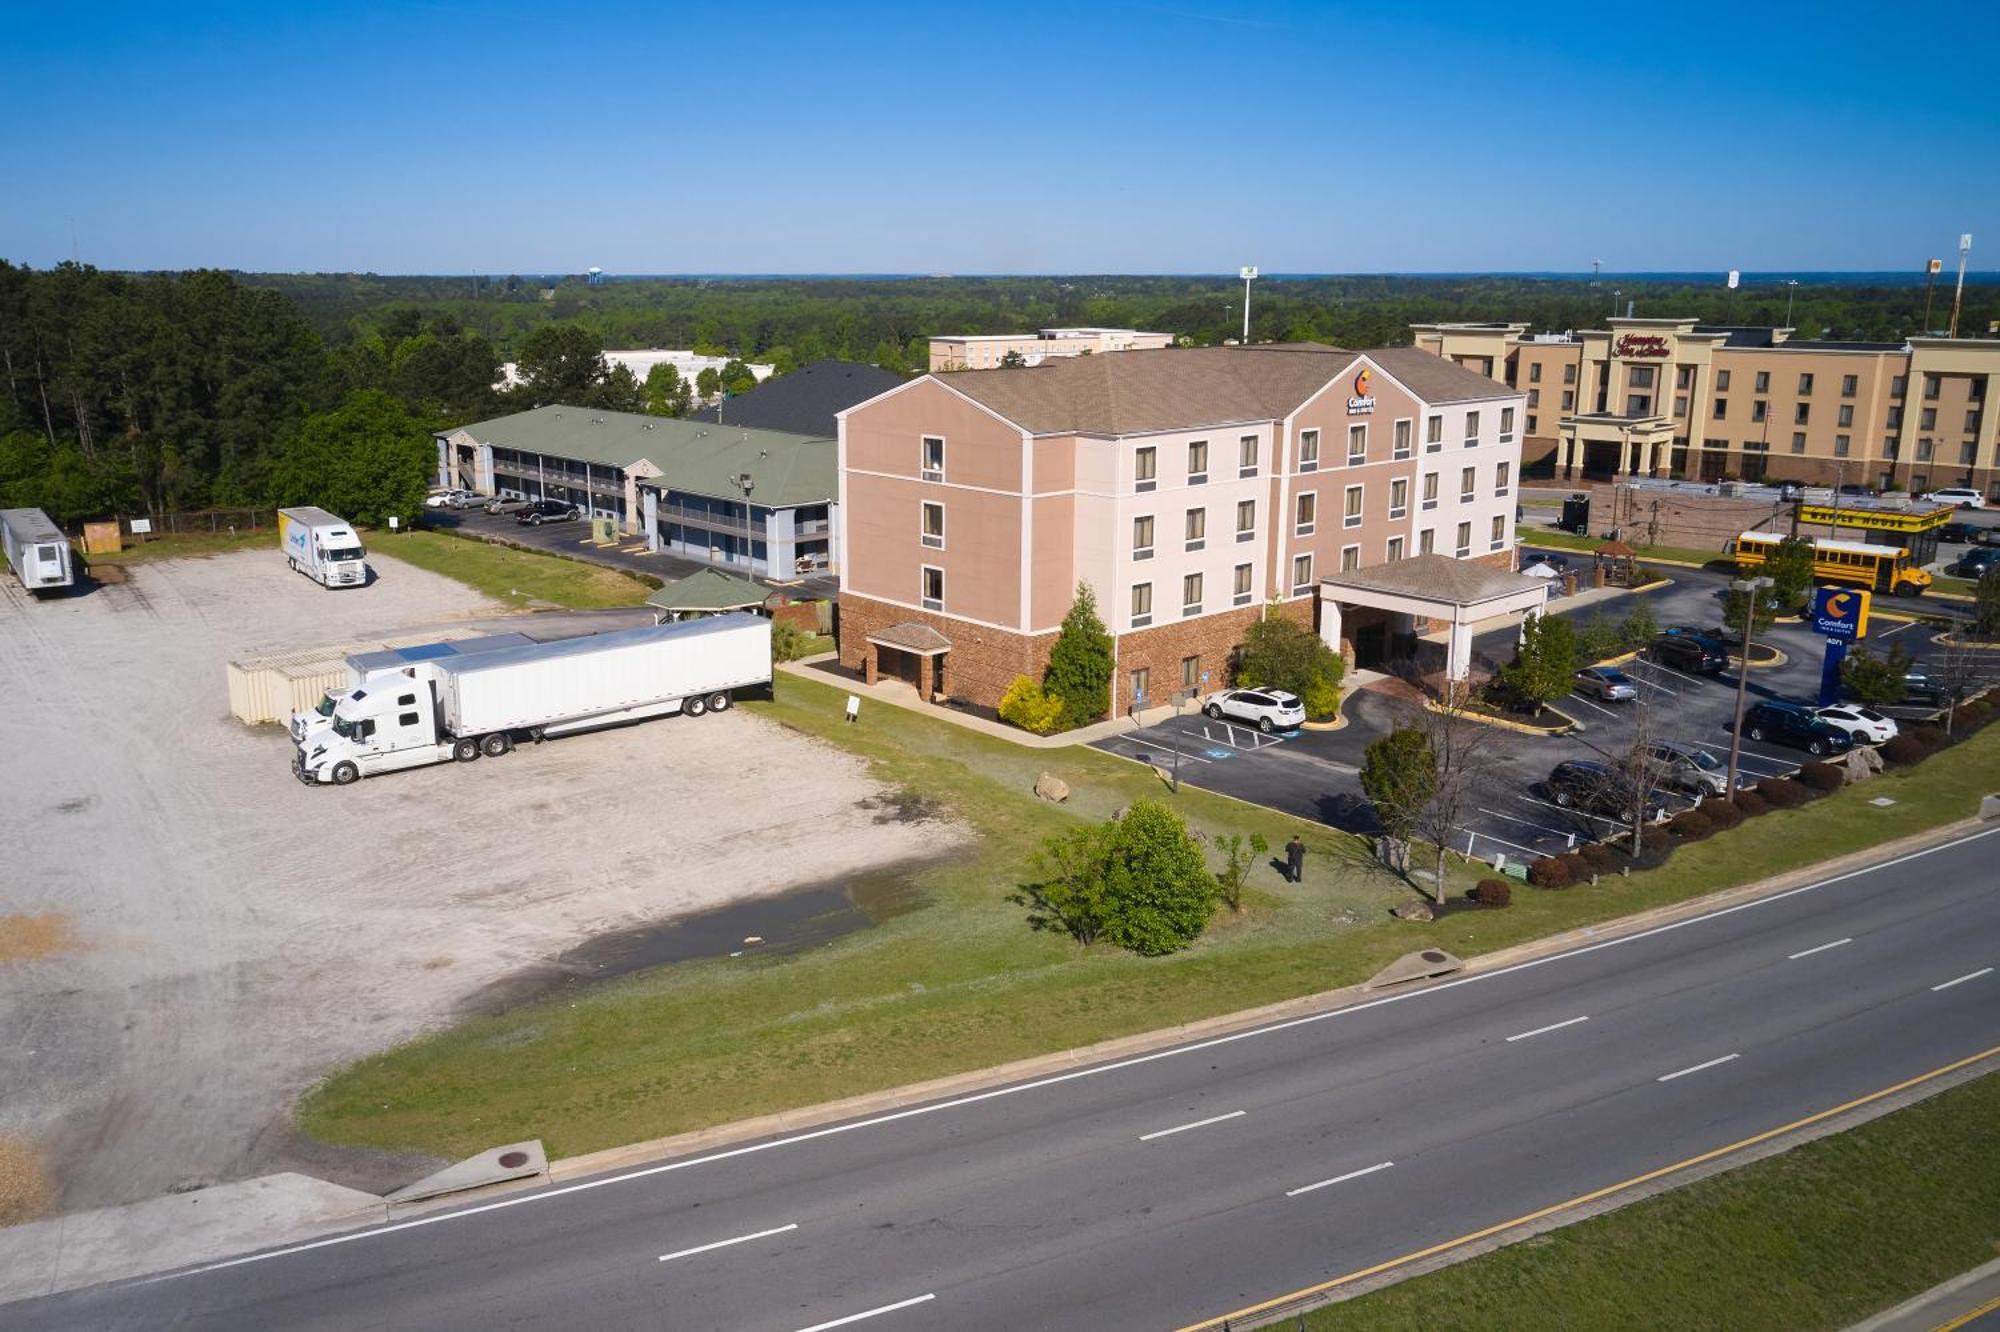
(1725, 575), (1773, 797)
(1239, 266), (1258, 344)
(1783, 279), (1799, 329)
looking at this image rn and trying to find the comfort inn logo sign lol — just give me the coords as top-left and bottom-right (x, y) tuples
(1347, 367), (1376, 416)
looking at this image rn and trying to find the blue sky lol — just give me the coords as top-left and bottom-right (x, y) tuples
(1, 0), (1995, 274)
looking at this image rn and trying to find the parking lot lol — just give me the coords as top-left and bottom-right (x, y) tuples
(1095, 557), (1976, 869)
(0, 549), (955, 1216)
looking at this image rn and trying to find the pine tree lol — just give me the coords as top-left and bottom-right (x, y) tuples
(1044, 582), (1113, 728)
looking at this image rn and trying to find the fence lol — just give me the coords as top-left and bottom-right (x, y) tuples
(123, 508), (276, 537)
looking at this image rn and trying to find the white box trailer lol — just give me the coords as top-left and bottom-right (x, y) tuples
(289, 631), (537, 742)
(278, 507), (367, 588)
(1, 508), (75, 595)
(294, 614), (772, 785)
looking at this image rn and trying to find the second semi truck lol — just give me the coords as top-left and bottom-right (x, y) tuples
(278, 507), (368, 588)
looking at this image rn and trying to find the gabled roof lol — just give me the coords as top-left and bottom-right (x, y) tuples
(866, 622), (952, 654)
(692, 360), (905, 436)
(933, 344), (1516, 436)
(645, 567), (770, 613)
(1319, 552), (1544, 605)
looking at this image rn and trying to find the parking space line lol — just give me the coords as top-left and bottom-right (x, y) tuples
(1473, 807), (1577, 841)
(1455, 822), (1559, 858)
(1122, 737), (1213, 764)
(1568, 692), (1617, 718)
(1636, 659), (1705, 689)
(1518, 794), (1625, 830)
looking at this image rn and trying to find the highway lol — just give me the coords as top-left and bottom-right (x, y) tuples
(15, 829), (1999, 1332)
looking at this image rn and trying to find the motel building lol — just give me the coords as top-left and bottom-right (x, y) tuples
(1411, 318), (2000, 500)
(836, 344), (1547, 717)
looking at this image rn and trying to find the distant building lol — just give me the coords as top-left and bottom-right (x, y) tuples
(496, 350), (775, 395)
(692, 360), (905, 437)
(927, 327), (1174, 372)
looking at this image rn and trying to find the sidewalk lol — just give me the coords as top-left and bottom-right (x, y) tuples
(1850, 1257), (2000, 1332)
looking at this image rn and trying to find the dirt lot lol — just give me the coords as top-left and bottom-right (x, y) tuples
(0, 550), (958, 1216)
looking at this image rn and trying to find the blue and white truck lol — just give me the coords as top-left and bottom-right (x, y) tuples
(278, 507), (367, 588)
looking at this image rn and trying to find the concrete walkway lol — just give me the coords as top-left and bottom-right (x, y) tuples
(1850, 1258), (2000, 1332)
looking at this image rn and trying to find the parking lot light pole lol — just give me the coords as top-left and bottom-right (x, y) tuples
(1725, 575), (1773, 795)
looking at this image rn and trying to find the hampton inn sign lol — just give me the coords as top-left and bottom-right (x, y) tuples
(1613, 333), (1671, 357)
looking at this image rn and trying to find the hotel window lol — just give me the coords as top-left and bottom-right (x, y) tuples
(1130, 581), (1153, 627)
(1527, 388), (1540, 408)
(1526, 415), (1538, 434)
(1841, 374), (1857, 398)
(1233, 562), (1254, 605)
(1884, 436), (1899, 459)
(1673, 395), (1688, 417)
(1419, 527), (1435, 555)
(1342, 484), (1363, 529)
(1185, 507), (1206, 551)
(1561, 390), (1575, 411)
(1751, 400), (1768, 423)
(1239, 434), (1259, 478)
(1888, 405), (1904, 428)
(1704, 437), (1728, 450)
(1530, 362), (1543, 383)
(1924, 375), (1941, 399)
(1891, 375), (1907, 397)
(1299, 429), (1319, 472)
(921, 435), (945, 481)
(1917, 439), (1934, 462)
(1235, 499), (1256, 541)
(1501, 406), (1516, 437)
(1135, 445), (1157, 491)
(1716, 370), (1732, 391)
(1969, 410), (1984, 434)
(921, 565), (944, 611)
(1393, 418), (1412, 459)
(1838, 404), (1854, 427)
(1182, 572), (1203, 614)
(1181, 655), (1201, 691)
(1297, 491), (1318, 536)
(1454, 521), (1472, 558)
(1292, 553), (1314, 594)
(1389, 476), (1409, 519)
(1754, 370), (1770, 393)
(1130, 667), (1150, 702)
(1386, 535), (1405, 562)
(1490, 514), (1506, 551)
(1798, 373), (1815, 395)
(1187, 439), (1209, 484)
(1795, 402), (1811, 425)
(1629, 394), (1652, 415)
(921, 501), (945, 549)
(1132, 514), (1155, 561)
(1496, 460), (1511, 495)
(1563, 363), (1577, 385)
(1834, 434), (1851, 457)
(1676, 365), (1693, 390)
(1921, 407), (1937, 430)
(1459, 465), (1476, 502)
(1340, 545), (1361, 573)
(1791, 432), (1806, 454)
(1464, 410), (1481, 444)
(1421, 472), (1439, 510)
(1961, 442), (1978, 466)
(1627, 365), (1655, 388)
(1347, 424), (1367, 465)
(1425, 415), (1443, 449)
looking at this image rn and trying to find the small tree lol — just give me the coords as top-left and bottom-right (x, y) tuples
(1022, 802), (1219, 954)
(1413, 685), (1500, 902)
(1840, 640), (1915, 706)
(999, 349), (1028, 368)
(1024, 822), (1116, 947)
(1498, 611), (1576, 712)
(1576, 613), (1624, 663)
(1044, 583), (1113, 728)
(1976, 566), (2000, 642)
(1212, 832), (1268, 912)
(1235, 606), (1344, 717)
(1619, 595), (1658, 648)
(1765, 536), (1817, 612)
(1360, 725), (1437, 853)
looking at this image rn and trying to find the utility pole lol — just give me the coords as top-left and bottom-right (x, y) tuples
(1239, 266), (1258, 344)
(1783, 279), (1799, 329)
(1923, 257), (1942, 331)
(1948, 234), (1973, 338)
(1725, 575), (1772, 797)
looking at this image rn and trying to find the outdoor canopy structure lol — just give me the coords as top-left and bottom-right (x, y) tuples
(1316, 552), (1550, 683)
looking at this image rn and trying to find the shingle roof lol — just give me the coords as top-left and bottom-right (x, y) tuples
(692, 360), (906, 436)
(935, 344), (1513, 435)
(1319, 552), (1545, 605)
(866, 622), (952, 654)
(645, 567), (771, 613)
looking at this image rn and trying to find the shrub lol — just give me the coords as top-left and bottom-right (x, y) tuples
(1910, 724), (1950, 752)
(1558, 851), (1593, 883)
(1527, 856), (1572, 888)
(1699, 797), (1745, 830)
(1958, 701), (1992, 730)
(1023, 800), (1219, 955)
(1758, 776), (1808, 808)
(1637, 825), (1672, 863)
(998, 674), (1066, 735)
(1578, 842), (1617, 872)
(1732, 788), (1769, 818)
(1796, 762), (1846, 793)
(1780, 776), (1821, 803)
(1473, 878), (1512, 908)
(1618, 596), (1659, 649)
(1669, 809), (1713, 840)
(1576, 614), (1624, 663)
(1881, 735), (1926, 766)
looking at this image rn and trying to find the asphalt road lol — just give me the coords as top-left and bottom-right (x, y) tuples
(15, 830), (1998, 1332)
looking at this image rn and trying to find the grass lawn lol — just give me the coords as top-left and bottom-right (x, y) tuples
(373, 529), (656, 609)
(296, 679), (2000, 1164)
(1520, 526), (1728, 568)
(1303, 1069), (2000, 1332)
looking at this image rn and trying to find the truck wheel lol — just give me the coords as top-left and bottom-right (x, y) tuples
(453, 737), (481, 762)
(685, 696), (708, 718)
(480, 732), (512, 757)
(331, 761), (359, 786)
(708, 692), (731, 713)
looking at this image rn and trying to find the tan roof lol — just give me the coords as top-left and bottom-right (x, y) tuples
(866, 621), (952, 654)
(1320, 553), (1545, 605)
(937, 344), (1512, 435)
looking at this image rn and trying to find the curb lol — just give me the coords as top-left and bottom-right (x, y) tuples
(543, 814), (1990, 1185)
(1427, 697), (1577, 736)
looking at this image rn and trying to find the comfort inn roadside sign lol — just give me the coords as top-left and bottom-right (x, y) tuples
(1810, 587), (1869, 641)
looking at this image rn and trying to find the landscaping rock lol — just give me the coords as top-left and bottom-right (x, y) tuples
(1841, 746), (1884, 783)
(1033, 772), (1070, 803)
(1391, 900), (1435, 922)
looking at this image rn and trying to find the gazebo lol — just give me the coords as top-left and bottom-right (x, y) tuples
(646, 567), (771, 622)
(1594, 539), (1639, 588)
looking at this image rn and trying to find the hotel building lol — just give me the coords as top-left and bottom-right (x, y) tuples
(927, 327), (1175, 372)
(1412, 318), (2000, 499)
(837, 345), (1529, 713)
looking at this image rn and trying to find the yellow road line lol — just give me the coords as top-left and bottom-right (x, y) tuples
(1174, 1043), (2000, 1331)
(1931, 1291), (2000, 1332)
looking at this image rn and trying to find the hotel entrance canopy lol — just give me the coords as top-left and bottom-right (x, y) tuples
(1557, 411), (1675, 479)
(1317, 553), (1550, 682)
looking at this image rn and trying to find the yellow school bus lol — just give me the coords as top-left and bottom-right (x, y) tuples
(1731, 531), (1932, 596)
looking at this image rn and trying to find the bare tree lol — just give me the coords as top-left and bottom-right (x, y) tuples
(1931, 647), (1999, 735)
(1412, 680), (1502, 903)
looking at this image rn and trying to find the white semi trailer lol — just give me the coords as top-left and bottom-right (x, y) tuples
(1, 508), (75, 595)
(294, 614), (771, 785)
(278, 507), (367, 588)
(288, 631), (537, 743)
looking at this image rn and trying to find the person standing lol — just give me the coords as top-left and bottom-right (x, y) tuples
(1285, 834), (1306, 884)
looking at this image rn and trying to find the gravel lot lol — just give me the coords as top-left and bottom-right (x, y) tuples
(0, 550), (957, 1215)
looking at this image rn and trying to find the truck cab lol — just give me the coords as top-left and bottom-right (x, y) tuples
(294, 673), (458, 784)
(290, 688), (352, 743)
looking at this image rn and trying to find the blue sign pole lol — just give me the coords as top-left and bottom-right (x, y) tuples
(1818, 637), (1848, 707)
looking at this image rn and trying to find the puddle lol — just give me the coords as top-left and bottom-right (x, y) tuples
(458, 866), (933, 1017)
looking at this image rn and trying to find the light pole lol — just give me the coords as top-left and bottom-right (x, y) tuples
(1783, 279), (1799, 329)
(1725, 575), (1773, 796)
(1948, 234), (1973, 338)
(1239, 266), (1258, 344)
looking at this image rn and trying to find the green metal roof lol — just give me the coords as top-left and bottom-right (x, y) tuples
(645, 567), (772, 613)
(443, 405), (834, 505)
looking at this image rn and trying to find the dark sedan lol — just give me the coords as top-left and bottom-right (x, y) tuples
(1544, 760), (1669, 821)
(1648, 633), (1727, 675)
(1740, 700), (1855, 756)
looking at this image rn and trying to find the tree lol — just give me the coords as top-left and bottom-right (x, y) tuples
(695, 366), (722, 400)
(1976, 566), (2000, 642)
(1764, 536), (1817, 612)
(1412, 686), (1500, 901)
(718, 358), (758, 396)
(1211, 832), (1267, 913)
(999, 349), (1028, 368)
(585, 362), (644, 413)
(643, 362), (693, 418)
(1234, 606), (1345, 718)
(1022, 801), (1219, 954)
(1044, 582), (1113, 728)
(1840, 640), (1915, 706)
(271, 389), (431, 528)
(1497, 611), (1576, 712)
(1618, 594), (1658, 648)
(514, 322), (607, 403)
(1360, 725), (1437, 851)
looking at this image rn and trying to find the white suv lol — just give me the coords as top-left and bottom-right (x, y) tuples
(1923, 487), (1986, 509)
(1204, 688), (1305, 732)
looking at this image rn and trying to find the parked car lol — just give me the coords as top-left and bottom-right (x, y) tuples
(1813, 704), (1898, 745)
(1644, 742), (1730, 797)
(424, 488), (479, 509)
(1739, 700), (1855, 756)
(1544, 760), (1669, 821)
(485, 495), (533, 515)
(1574, 666), (1639, 701)
(1521, 551), (1573, 575)
(1936, 521), (1991, 545)
(1648, 633), (1727, 675)
(1895, 671), (1943, 705)
(1837, 483), (1877, 498)
(1203, 687), (1304, 733)
(515, 500), (580, 526)
(1923, 487), (1986, 510)
(1944, 548), (2000, 579)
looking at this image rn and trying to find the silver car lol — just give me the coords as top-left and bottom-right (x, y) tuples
(1574, 666), (1639, 701)
(1204, 687), (1305, 733)
(485, 495), (533, 515)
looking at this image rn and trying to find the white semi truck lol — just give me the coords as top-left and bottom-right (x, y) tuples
(289, 631), (537, 743)
(278, 507), (367, 588)
(294, 614), (771, 785)
(1, 508), (75, 596)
